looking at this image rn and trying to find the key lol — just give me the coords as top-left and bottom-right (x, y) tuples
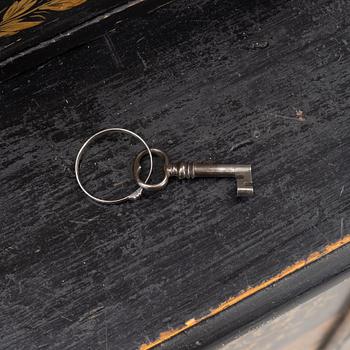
(133, 148), (254, 197)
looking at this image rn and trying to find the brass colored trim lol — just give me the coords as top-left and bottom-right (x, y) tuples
(140, 234), (350, 350)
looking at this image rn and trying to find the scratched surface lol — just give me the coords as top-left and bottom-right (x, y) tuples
(1, 0), (350, 349)
(0, 0), (175, 81)
(0, 0), (126, 61)
(218, 276), (350, 350)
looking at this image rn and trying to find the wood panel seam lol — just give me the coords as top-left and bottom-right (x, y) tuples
(0, 0), (146, 70)
(140, 234), (350, 350)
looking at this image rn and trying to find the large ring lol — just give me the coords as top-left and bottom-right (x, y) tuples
(75, 128), (153, 204)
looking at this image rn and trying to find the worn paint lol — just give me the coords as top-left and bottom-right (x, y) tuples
(140, 234), (350, 350)
(2, 0), (350, 348)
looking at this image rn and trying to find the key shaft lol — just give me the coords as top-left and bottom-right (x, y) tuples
(166, 162), (253, 196)
(133, 148), (254, 197)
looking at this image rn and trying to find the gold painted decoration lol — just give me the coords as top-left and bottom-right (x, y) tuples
(0, 0), (86, 37)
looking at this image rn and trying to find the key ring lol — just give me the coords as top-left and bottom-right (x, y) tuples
(76, 128), (254, 204)
(133, 148), (170, 191)
(75, 128), (153, 204)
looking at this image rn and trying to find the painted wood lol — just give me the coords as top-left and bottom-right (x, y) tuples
(218, 275), (350, 350)
(0, 0), (174, 81)
(0, 0), (123, 59)
(1, 0), (350, 349)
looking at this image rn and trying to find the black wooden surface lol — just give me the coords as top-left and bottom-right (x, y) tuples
(0, 0), (173, 81)
(169, 245), (350, 350)
(1, 0), (350, 349)
(0, 0), (131, 61)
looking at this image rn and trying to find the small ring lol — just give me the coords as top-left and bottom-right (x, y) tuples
(75, 128), (153, 204)
(133, 148), (169, 191)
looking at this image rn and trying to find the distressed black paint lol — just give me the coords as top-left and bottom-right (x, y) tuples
(1, 0), (350, 349)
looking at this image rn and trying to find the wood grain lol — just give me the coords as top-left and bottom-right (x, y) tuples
(1, 0), (350, 349)
(140, 236), (350, 349)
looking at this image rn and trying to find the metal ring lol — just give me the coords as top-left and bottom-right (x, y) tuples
(75, 128), (153, 204)
(133, 148), (169, 191)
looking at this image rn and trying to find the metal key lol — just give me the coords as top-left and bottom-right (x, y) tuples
(133, 148), (254, 197)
